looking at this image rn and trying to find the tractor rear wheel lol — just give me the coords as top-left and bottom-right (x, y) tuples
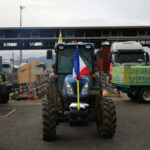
(42, 100), (57, 141)
(96, 98), (116, 138)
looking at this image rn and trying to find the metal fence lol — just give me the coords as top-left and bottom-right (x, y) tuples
(2, 71), (48, 100)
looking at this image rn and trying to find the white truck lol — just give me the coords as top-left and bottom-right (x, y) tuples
(109, 41), (149, 66)
(109, 42), (150, 103)
(2, 61), (13, 74)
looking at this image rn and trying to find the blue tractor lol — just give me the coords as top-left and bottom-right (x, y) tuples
(42, 42), (116, 141)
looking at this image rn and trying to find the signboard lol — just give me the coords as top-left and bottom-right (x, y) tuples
(112, 66), (150, 85)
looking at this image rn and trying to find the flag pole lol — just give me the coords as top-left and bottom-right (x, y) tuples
(74, 45), (80, 111)
(77, 77), (80, 111)
(77, 45), (80, 111)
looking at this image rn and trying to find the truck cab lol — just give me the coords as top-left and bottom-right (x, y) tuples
(109, 42), (149, 66)
(109, 42), (149, 79)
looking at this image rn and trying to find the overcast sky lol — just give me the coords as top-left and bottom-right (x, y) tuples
(0, 0), (150, 60)
(1, 0), (150, 27)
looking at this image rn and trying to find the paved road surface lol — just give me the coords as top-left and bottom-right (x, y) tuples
(0, 95), (150, 150)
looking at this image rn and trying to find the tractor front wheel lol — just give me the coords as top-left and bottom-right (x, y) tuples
(42, 100), (57, 141)
(96, 98), (116, 138)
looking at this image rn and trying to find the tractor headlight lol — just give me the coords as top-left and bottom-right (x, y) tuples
(85, 44), (92, 49)
(58, 45), (64, 50)
(81, 83), (89, 95)
(66, 82), (73, 95)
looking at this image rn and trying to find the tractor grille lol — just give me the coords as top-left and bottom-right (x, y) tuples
(71, 82), (84, 95)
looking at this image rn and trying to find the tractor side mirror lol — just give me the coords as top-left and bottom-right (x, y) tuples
(97, 51), (103, 58)
(47, 50), (52, 59)
(146, 52), (149, 62)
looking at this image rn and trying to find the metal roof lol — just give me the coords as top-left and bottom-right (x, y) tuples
(55, 42), (95, 49)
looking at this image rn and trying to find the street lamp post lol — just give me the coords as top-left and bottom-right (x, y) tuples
(20, 6), (25, 65)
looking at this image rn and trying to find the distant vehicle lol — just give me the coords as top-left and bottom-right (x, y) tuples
(2, 61), (13, 74)
(0, 72), (12, 104)
(0, 59), (13, 104)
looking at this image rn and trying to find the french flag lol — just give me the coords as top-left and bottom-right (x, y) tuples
(73, 47), (90, 79)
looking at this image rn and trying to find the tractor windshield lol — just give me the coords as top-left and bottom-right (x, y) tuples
(57, 46), (93, 74)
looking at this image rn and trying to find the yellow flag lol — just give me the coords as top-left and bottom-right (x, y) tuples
(77, 79), (80, 111)
(58, 30), (63, 43)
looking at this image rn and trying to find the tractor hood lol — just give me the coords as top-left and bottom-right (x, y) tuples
(63, 74), (90, 98)
(65, 75), (89, 82)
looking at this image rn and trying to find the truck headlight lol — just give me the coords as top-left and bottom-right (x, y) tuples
(81, 83), (88, 95)
(66, 82), (73, 95)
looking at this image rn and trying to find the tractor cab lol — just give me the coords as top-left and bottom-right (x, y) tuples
(47, 43), (96, 100)
(54, 43), (94, 99)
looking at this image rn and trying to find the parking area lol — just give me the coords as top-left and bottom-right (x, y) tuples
(0, 94), (150, 150)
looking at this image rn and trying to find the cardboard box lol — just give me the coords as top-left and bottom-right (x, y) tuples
(17, 61), (44, 84)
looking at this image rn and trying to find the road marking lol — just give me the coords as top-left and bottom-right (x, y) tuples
(0, 108), (16, 117)
(5, 108), (16, 117)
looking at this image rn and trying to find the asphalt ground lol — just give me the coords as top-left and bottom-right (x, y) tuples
(0, 95), (150, 150)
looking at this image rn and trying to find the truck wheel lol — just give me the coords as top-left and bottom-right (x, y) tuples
(127, 93), (138, 101)
(42, 100), (57, 141)
(96, 98), (116, 138)
(0, 94), (9, 104)
(139, 87), (150, 103)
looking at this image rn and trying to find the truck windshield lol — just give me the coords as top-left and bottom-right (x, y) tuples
(57, 47), (93, 74)
(116, 53), (145, 63)
(2, 64), (11, 68)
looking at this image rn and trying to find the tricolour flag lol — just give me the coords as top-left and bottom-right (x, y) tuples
(73, 47), (90, 79)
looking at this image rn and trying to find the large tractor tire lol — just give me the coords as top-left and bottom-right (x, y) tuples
(47, 77), (55, 101)
(0, 93), (9, 104)
(42, 100), (57, 141)
(96, 98), (116, 138)
(138, 87), (150, 103)
(127, 93), (138, 101)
